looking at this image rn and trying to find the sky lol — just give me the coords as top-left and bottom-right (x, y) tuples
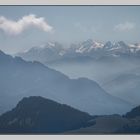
(0, 6), (140, 54)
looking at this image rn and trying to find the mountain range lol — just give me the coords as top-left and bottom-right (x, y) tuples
(16, 39), (140, 85)
(16, 39), (140, 64)
(1, 38), (140, 134)
(16, 39), (140, 107)
(0, 50), (132, 115)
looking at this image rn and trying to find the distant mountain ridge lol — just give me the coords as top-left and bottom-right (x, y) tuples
(17, 42), (64, 63)
(16, 39), (140, 64)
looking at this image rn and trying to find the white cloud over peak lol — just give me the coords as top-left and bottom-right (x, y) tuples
(114, 22), (135, 32)
(0, 14), (53, 35)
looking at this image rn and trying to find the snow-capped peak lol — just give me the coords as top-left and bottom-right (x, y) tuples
(17, 40), (140, 63)
(128, 43), (140, 52)
(75, 39), (104, 53)
(48, 42), (55, 47)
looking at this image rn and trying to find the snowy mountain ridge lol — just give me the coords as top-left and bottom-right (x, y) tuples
(16, 39), (140, 63)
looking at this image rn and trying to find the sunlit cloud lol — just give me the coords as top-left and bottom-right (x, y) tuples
(0, 14), (53, 35)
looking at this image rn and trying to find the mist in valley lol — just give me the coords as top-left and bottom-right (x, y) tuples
(47, 57), (140, 106)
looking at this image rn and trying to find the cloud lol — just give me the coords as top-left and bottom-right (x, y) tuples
(0, 14), (53, 35)
(114, 22), (135, 32)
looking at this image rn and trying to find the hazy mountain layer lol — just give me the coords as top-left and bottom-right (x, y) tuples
(0, 50), (132, 115)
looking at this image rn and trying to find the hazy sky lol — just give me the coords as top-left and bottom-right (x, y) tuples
(0, 6), (140, 54)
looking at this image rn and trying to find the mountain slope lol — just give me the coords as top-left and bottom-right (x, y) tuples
(117, 106), (140, 134)
(67, 105), (140, 134)
(0, 50), (132, 115)
(67, 115), (129, 134)
(125, 105), (140, 119)
(0, 96), (93, 133)
(103, 69), (140, 105)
